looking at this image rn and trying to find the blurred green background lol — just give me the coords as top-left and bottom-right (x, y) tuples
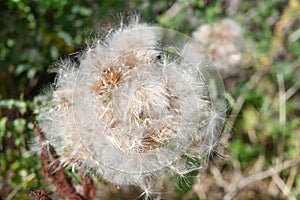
(1, 0), (300, 199)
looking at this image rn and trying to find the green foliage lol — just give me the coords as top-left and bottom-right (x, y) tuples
(0, 0), (125, 99)
(230, 140), (260, 169)
(0, 99), (42, 199)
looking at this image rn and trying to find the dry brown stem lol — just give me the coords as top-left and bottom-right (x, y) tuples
(223, 157), (300, 200)
(32, 121), (96, 200)
(29, 190), (52, 200)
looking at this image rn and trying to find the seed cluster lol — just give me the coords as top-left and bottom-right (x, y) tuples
(192, 18), (244, 75)
(39, 17), (226, 198)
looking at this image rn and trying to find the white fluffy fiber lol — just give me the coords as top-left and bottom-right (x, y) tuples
(39, 16), (226, 198)
(192, 18), (244, 75)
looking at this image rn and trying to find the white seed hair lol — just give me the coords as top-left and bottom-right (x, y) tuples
(39, 17), (226, 198)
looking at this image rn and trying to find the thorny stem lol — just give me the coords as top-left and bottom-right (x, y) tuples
(29, 190), (52, 200)
(32, 121), (95, 200)
(82, 175), (96, 199)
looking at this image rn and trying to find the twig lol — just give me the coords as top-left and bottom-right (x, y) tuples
(249, 155), (265, 174)
(5, 173), (36, 200)
(271, 172), (295, 200)
(285, 79), (300, 101)
(210, 166), (229, 188)
(277, 73), (286, 160)
(223, 157), (300, 200)
(277, 73), (286, 126)
(164, 0), (189, 19)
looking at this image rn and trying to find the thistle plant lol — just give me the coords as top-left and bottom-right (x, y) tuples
(38, 16), (226, 198)
(192, 18), (244, 75)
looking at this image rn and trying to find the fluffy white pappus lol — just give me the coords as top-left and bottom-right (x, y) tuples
(192, 18), (244, 75)
(38, 18), (226, 198)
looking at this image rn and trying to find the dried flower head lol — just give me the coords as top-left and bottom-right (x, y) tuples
(39, 17), (226, 198)
(192, 18), (244, 75)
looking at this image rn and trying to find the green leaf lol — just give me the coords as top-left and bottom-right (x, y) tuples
(13, 118), (26, 133)
(0, 117), (8, 144)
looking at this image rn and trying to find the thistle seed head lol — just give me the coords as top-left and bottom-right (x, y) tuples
(192, 18), (244, 75)
(39, 17), (226, 197)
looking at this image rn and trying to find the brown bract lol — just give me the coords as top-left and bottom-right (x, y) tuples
(92, 62), (123, 95)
